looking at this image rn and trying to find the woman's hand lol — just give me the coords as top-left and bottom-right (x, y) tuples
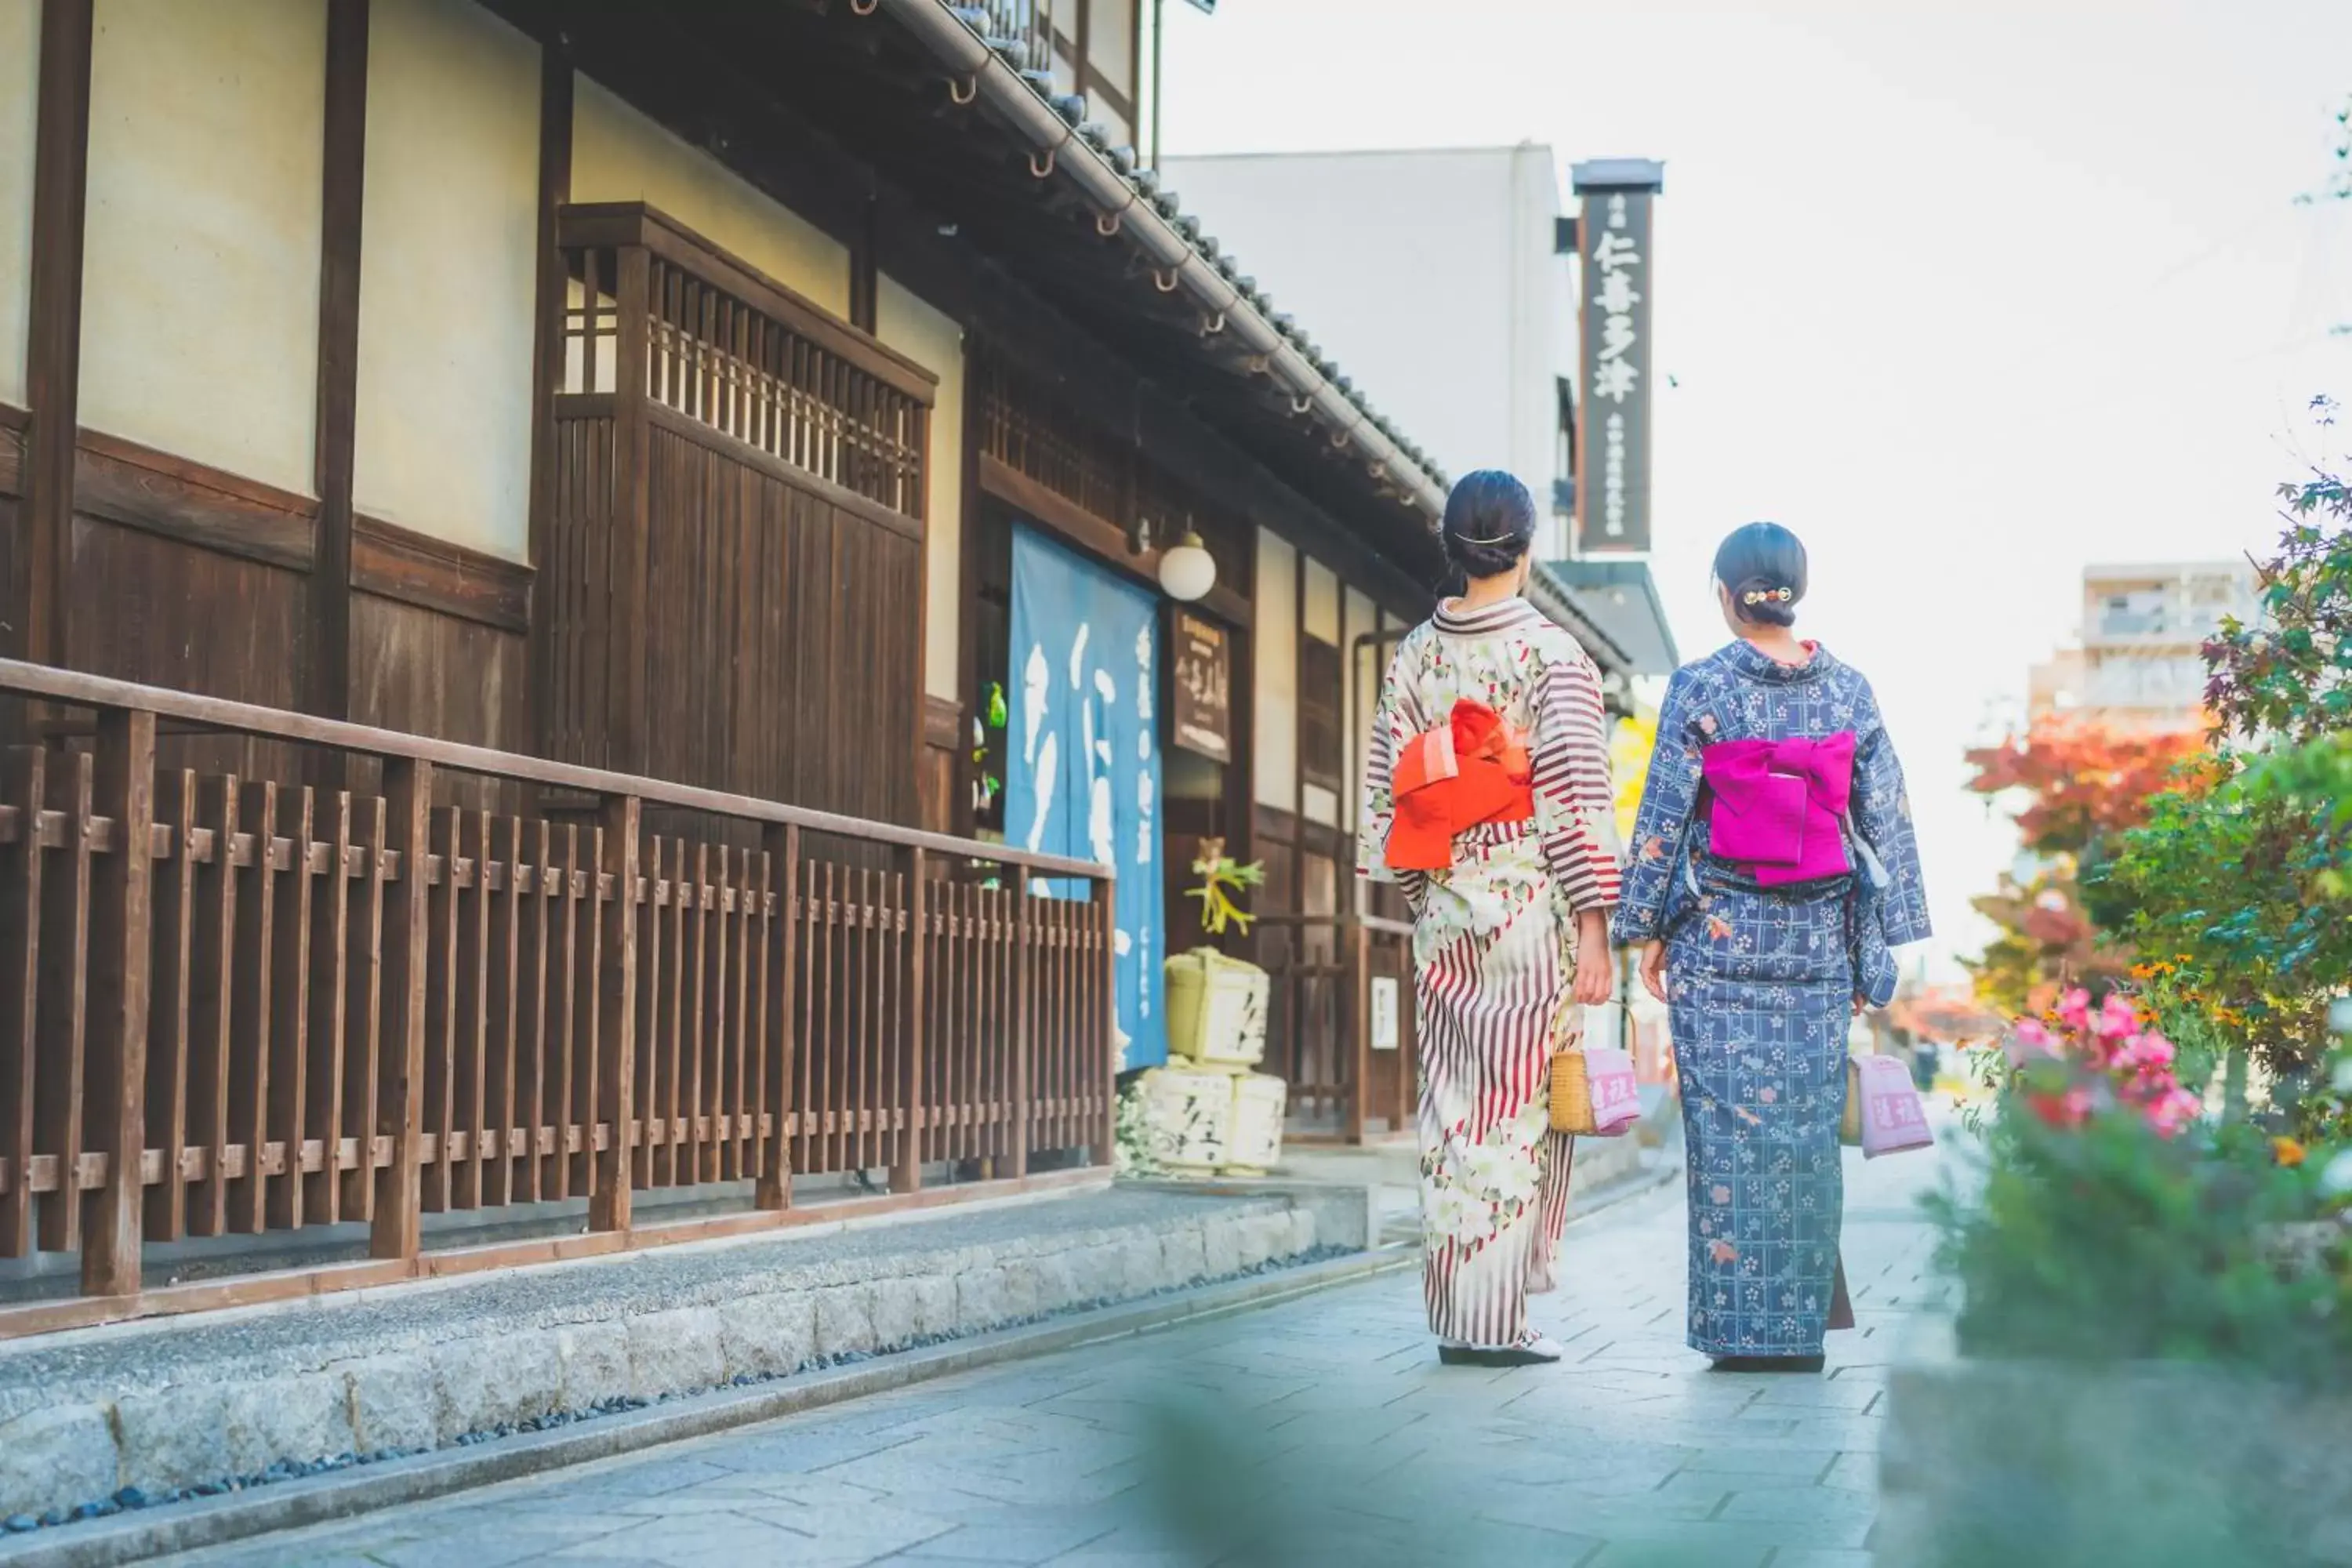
(1571, 911), (1615, 1006)
(1637, 940), (1668, 1004)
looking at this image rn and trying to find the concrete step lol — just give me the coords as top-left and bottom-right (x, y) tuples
(0, 1185), (1368, 1534)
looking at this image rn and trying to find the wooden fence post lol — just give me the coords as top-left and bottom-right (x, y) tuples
(1344, 918), (1369, 1146)
(82, 706), (155, 1297)
(1009, 866), (1030, 1179)
(757, 822), (797, 1210)
(590, 793), (639, 1232)
(371, 757), (430, 1261)
(1094, 873), (1117, 1167)
(892, 845), (924, 1194)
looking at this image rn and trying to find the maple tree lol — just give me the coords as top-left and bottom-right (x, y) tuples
(1960, 719), (2205, 1013)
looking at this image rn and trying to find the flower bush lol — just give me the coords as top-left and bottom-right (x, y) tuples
(2002, 989), (2202, 1138)
(1933, 1059), (2352, 1380)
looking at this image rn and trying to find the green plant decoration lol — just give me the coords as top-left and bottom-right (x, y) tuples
(972, 681), (1007, 811)
(1186, 837), (1265, 936)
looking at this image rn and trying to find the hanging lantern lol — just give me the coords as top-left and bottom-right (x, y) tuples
(1158, 527), (1216, 601)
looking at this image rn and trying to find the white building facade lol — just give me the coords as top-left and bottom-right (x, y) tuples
(1164, 144), (1581, 559)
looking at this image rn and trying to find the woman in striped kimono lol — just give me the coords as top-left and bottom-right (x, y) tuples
(1357, 471), (1621, 1367)
(1612, 522), (1930, 1373)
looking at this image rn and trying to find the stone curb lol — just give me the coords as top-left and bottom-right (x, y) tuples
(0, 1246), (1418, 1568)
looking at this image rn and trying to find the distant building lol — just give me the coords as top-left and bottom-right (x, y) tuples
(2027, 561), (2259, 732)
(1164, 145), (1581, 558)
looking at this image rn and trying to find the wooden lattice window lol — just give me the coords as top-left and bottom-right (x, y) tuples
(557, 203), (935, 524)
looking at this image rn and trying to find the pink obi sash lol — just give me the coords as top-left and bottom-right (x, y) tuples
(1700, 732), (1857, 887)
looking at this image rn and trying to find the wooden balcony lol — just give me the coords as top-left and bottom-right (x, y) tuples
(0, 659), (1115, 1337)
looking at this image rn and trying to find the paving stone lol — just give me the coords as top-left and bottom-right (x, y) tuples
(115, 1382), (234, 1491)
(223, 1370), (358, 1474)
(873, 1276), (927, 1351)
(718, 1293), (818, 1380)
(815, 1283), (879, 1359)
(0, 1403), (119, 1519)
(157, 1142), (1950, 1568)
(913, 1274), (961, 1340)
(957, 1265), (1013, 1332)
(437, 1329), (566, 1441)
(556, 1320), (635, 1411)
(1160, 1225), (1208, 1285)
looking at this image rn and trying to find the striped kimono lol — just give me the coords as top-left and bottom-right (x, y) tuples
(1358, 597), (1621, 1346)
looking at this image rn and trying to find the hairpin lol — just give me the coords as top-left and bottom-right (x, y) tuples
(1740, 587), (1794, 605)
(1450, 528), (1523, 546)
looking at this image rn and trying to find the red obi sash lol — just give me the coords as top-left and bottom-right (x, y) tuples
(1386, 699), (1534, 872)
(1700, 732), (1857, 886)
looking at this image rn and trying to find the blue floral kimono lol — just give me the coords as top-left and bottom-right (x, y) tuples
(1611, 641), (1929, 1359)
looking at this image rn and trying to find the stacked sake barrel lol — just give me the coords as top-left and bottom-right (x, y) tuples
(1134, 949), (1286, 1176)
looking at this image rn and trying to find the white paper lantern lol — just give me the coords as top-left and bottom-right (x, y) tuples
(1157, 528), (1216, 601)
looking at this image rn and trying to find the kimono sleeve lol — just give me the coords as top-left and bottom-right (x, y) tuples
(1849, 688), (1933, 948)
(1610, 665), (1707, 946)
(1356, 640), (1429, 911)
(1530, 648), (1620, 914)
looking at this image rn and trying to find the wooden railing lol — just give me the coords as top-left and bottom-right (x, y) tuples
(1258, 913), (1416, 1145)
(956, 1), (1055, 74)
(0, 660), (1114, 1331)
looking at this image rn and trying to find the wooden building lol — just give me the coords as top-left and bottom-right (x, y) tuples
(0, 0), (1535, 1327)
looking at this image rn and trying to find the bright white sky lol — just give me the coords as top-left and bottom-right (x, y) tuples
(1159, 0), (2352, 978)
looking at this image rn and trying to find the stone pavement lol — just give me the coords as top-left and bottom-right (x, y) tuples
(160, 1143), (1948, 1568)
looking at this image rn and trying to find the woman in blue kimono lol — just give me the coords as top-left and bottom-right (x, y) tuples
(1611, 523), (1930, 1373)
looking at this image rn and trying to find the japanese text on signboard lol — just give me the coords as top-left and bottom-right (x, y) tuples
(1578, 188), (1654, 553)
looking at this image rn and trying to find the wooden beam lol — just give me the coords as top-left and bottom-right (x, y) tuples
(20, 0), (95, 678)
(525, 36), (572, 760)
(307, 0), (370, 737)
(848, 193), (878, 336)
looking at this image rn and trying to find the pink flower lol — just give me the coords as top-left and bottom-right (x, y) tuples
(2143, 1087), (2202, 1138)
(2004, 1018), (2056, 1068)
(2057, 989), (2093, 1033)
(1709, 1240), (1739, 1265)
(2096, 992), (2138, 1043)
(1758, 1086), (1779, 1105)
(1710, 1185), (1731, 1205)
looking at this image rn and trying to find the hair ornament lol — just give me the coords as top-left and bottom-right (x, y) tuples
(1740, 586), (1795, 606)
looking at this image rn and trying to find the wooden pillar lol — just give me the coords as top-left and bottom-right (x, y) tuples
(370, 757), (430, 1261)
(307, 0), (369, 744)
(19, 0), (95, 684)
(82, 707), (155, 1298)
(606, 245), (652, 775)
(588, 792), (639, 1230)
(525, 38), (574, 762)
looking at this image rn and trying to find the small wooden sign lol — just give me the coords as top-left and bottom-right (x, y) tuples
(1170, 610), (1231, 763)
(1370, 978), (1400, 1051)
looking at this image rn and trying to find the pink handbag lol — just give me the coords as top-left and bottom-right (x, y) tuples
(1552, 1045), (1642, 1137)
(1842, 1052), (1933, 1158)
